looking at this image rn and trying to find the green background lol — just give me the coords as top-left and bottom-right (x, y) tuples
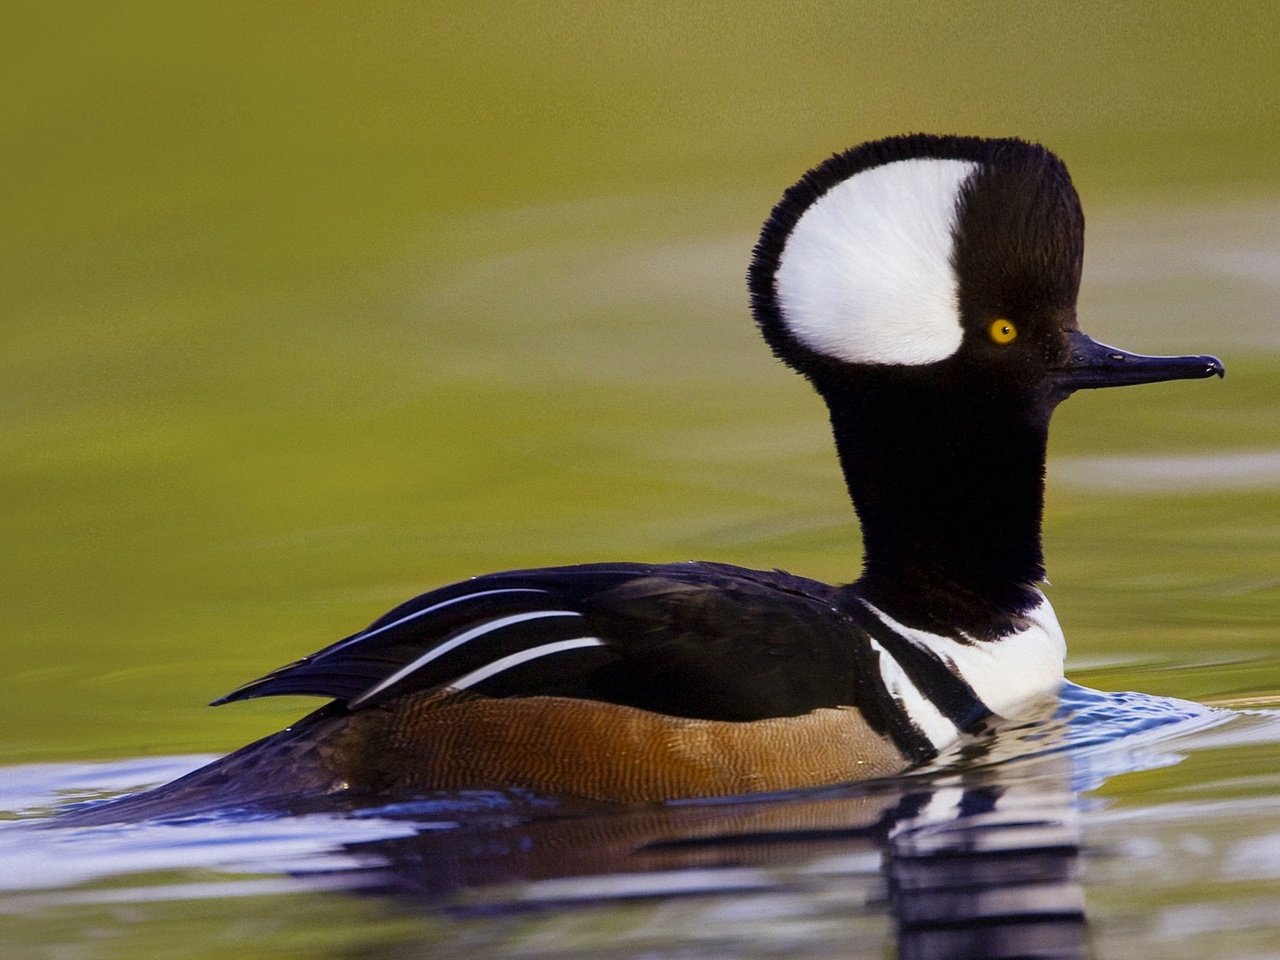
(4, 2), (1278, 762)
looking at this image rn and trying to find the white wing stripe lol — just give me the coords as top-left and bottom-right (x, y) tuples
(350, 609), (582, 705)
(448, 637), (605, 691)
(865, 636), (958, 749)
(328, 588), (550, 654)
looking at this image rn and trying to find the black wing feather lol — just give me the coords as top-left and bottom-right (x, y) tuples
(212, 564), (664, 706)
(211, 561), (938, 757)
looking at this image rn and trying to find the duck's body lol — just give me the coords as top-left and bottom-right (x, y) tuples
(66, 134), (1222, 822)
(208, 561), (1065, 801)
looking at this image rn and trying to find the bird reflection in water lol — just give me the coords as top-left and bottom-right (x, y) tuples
(319, 718), (1089, 960)
(885, 760), (1085, 959)
(59, 680), (1223, 957)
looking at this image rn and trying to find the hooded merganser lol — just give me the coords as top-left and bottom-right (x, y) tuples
(87, 134), (1225, 815)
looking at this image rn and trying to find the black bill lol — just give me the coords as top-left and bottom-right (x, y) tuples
(1052, 329), (1224, 393)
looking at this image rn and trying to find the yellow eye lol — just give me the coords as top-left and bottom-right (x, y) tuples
(988, 318), (1018, 344)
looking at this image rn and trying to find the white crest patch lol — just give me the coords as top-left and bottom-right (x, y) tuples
(774, 157), (977, 366)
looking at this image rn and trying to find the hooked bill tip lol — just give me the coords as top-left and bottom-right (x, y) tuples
(1055, 332), (1225, 391)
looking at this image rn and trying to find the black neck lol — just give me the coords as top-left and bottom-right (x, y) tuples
(819, 374), (1049, 636)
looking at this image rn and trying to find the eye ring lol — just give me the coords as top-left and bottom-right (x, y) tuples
(988, 318), (1018, 345)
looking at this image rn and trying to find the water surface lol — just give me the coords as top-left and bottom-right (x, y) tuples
(6, 683), (1280, 960)
(5, 6), (1280, 957)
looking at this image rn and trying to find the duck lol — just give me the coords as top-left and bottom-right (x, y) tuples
(72, 134), (1224, 820)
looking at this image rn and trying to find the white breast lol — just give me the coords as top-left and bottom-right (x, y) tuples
(862, 593), (1067, 720)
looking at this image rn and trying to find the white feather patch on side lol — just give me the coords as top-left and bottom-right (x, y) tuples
(862, 595), (1066, 719)
(866, 636), (960, 750)
(774, 157), (977, 366)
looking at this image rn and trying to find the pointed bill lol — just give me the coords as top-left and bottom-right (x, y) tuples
(1051, 330), (1224, 393)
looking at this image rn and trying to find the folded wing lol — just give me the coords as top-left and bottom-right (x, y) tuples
(212, 562), (889, 720)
